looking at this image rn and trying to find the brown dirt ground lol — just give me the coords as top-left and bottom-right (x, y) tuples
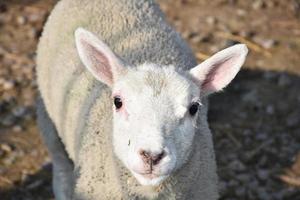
(0, 0), (299, 199)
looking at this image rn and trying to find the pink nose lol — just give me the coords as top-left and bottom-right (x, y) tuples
(139, 150), (165, 168)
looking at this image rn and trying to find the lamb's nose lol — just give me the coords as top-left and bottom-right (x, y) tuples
(139, 150), (165, 167)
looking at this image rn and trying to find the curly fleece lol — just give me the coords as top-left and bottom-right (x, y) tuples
(36, 0), (218, 199)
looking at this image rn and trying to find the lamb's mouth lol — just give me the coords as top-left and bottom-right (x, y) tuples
(139, 172), (161, 179)
(131, 171), (169, 186)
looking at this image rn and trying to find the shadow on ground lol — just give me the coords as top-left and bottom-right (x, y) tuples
(0, 164), (53, 200)
(209, 69), (300, 200)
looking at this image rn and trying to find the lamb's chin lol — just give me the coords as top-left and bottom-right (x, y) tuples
(131, 171), (168, 186)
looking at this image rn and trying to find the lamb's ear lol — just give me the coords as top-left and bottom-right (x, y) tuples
(189, 44), (248, 96)
(75, 27), (126, 87)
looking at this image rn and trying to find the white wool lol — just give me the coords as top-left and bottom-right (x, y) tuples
(36, 0), (248, 199)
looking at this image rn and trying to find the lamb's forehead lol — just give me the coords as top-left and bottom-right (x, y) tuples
(115, 63), (199, 102)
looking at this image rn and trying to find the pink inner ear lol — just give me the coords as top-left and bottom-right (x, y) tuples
(201, 56), (238, 93)
(81, 39), (113, 85)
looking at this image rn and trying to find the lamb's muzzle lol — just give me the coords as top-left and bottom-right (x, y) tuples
(139, 149), (165, 167)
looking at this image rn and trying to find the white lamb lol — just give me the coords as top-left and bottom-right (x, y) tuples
(36, 0), (248, 199)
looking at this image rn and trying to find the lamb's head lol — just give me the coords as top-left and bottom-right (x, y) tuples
(75, 28), (248, 186)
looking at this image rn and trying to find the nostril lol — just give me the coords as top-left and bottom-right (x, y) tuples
(139, 149), (165, 166)
(139, 150), (151, 164)
(139, 150), (150, 159)
(152, 151), (165, 165)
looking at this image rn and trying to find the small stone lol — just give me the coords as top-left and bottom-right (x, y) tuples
(256, 132), (268, 141)
(2, 93), (15, 102)
(27, 13), (41, 23)
(266, 105), (274, 115)
(30, 150), (38, 157)
(3, 152), (17, 166)
(258, 155), (268, 167)
(248, 179), (259, 190)
(12, 125), (22, 132)
(263, 71), (277, 80)
(271, 190), (286, 200)
(2, 80), (14, 90)
(16, 15), (26, 25)
(236, 173), (251, 183)
(242, 90), (258, 103)
(209, 45), (220, 52)
(1, 143), (12, 152)
(1, 115), (16, 126)
(228, 179), (238, 187)
(0, 13), (11, 24)
(12, 106), (27, 117)
(181, 31), (190, 39)
(255, 59), (265, 67)
(235, 186), (246, 197)
(257, 169), (269, 181)
(286, 112), (299, 128)
(26, 180), (44, 190)
(253, 37), (277, 49)
(21, 170), (30, 182)
(28, 28), (38, 39)
(239, 30), (256, 38)
(257, 187), (269, 199)
(228, 160), (246, 172)
(206, 16), (217, 25)
(277, 74), (291, 87)
(261, 39), (277, 49)
(236, 9), (247, 17)
(266, 1), (276, 8)
(252, 0), (266, 10)
(0, 77), (5, 85)
(31, 79), (37, 87)
(242, 129), (252, 136)
(16, 150), (24, 157)
(190, 35), (203, 44)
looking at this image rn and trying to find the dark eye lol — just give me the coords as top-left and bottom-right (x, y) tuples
(114, 96), (122, 109)
(189, 102), (200, 116)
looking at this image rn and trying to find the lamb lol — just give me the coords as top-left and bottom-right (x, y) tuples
(36, 0), (248, 199)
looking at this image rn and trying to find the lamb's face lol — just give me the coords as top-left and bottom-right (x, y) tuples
(112, 64), (200, 186)
(75, 28), (248, 187)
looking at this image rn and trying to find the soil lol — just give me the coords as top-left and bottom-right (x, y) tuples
(0, 0), (299, 199)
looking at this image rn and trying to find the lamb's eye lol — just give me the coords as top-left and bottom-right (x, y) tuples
(114, 96), (122, 109)
(189, 102), (200, 116)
